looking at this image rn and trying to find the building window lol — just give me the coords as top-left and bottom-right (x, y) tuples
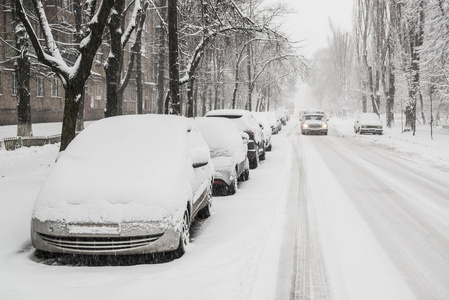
(0, 72), (2, 95)
(36, 76), (44, 97)
(51, 77), (60, 97)
(11, 72), (16, 95)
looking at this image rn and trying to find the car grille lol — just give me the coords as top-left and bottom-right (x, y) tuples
(38, 232), (164, 252)
(308, 124), (322, 128)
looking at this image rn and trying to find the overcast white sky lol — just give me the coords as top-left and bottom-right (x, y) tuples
(272, 0), (354, 56)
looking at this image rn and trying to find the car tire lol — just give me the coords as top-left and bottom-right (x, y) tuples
(249, 146), (259, 169)
(173, 211), (190, 259)
(228, 179), (237, 195)
(259, 145), (266, 161)
(239, 168), (249, 181)
(266, 143), (272, 151)
(198, 186), (212, 218)
(354, 127), (357, 133)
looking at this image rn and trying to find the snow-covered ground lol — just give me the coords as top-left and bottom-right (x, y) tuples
(0, 117), (448, 300)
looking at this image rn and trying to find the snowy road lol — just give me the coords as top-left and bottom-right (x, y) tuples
(1, 119), (449, 300)
(288, 123), (449, 299)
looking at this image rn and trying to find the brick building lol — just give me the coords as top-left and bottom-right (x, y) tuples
(0, 0), (157, 126)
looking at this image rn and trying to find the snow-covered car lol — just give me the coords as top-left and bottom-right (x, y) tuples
(31, 115), (214, 258)
(253, 112), (273, 151)
(275, 110), (288, 125)
(205, 109), (265, 169)
(195, 117), (249, 196)
(301, 113), (328, 135)
(264, 111), (282, 134)
(354, 113), (383, 135)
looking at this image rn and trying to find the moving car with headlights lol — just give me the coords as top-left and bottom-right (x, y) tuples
(206, 109), (265, 169)
(195, 117), (249, 196)
(354, 113), (383, 135)
(301, 113), (328, 135)
(31, 115), (214, 258)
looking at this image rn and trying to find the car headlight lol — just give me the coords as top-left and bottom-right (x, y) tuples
(377, 126), (382, 129)
(302, 124), (309, 128)
(322, 123), (328, 128)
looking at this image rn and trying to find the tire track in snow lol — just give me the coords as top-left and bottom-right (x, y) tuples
(290, 129), (330, 300)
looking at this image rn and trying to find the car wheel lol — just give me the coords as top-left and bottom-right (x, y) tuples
(198, 186), (212, 218)
(173, 211), (190, 258)
(259, 145), (266, 161)
(266, 143), (272, 151)
(354, 127), (357, 133)
(228, 178), (237, 195)
(249, 146), (259, 169)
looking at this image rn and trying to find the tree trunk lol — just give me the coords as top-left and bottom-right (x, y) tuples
(104, 0), (126, 117)
(60, 85), (83, 151)
(168, 0), (180, 115)
(13, 2), (32, 137)
(157, 0), (167, 114)
(136, 50), (143, 114)
(75, 91), (85, 132)
(246, 42), (252, 111)
(386, 68), (395, 128)
(187, 78), (195, 117)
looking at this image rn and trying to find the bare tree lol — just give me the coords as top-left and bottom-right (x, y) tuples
(15, 0), (116, 151)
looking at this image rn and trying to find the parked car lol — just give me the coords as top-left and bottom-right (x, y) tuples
(265, 111), (282, 134)
(195, 117), (249, 196)
(253, 112), (273, 151)
(276, 110), (288, 125)
(354, 113), (383, 135)
(301, 113), (329, 135)
(205, 109), (265, 169)
(31, 115), (214, 258)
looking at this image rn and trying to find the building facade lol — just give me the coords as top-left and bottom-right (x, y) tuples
(0, 0), (157, 126)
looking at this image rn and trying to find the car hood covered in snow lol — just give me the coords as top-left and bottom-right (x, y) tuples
(33, 115), (205, 224)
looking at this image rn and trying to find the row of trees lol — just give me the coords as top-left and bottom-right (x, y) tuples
(309, 0), (449, 136)
(9, 0), (306, 151)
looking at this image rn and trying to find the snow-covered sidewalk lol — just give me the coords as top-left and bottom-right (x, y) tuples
(330, 118), (449, 171)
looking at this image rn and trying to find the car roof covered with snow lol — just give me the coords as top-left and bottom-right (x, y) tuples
(194, 117), (246, 160)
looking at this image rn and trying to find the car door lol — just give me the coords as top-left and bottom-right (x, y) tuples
(187, 125), (213, 215)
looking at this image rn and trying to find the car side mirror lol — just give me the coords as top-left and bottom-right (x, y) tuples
(193, 161), (208, 168)
(191, 148), (210, 168)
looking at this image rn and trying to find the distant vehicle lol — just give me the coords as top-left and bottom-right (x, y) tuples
(301, 113), (329, 135)
(31, 115), (214, 258)
(253, 112), (273, 151)
(300, 110), (326, 119)
(276, 110), (288, 125)
(206, 109), (265, 169)
(354, 113), (383, 135)
(195, 117), (249, 196)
